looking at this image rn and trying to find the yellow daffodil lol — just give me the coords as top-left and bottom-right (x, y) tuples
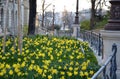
(42, 73), (46, 77)
(67, 71), (72, 77)
(14, 68), (20, 73)
(0, 63), (4, 68)
(60, 76), (65, 79)
(81, 66), (87, 71)
(60, 71), (65, 75)
(0, 72), (4, 76)
(17, 58), (21, 62)
(80, 71), (84, 77)
(69, 67), (73, 71)
(6, 64), (10, 69)
(74, 71), (78, 75)
(90, 70), (94, 75)
(48, 75), (52, 79)
(51, 69), (57, 74)
(9, 70), (13, 75)
(17, 72), (22, 76)
(84, 72), (89, 76)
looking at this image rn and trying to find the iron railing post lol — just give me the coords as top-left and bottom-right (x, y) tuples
(98, 33), (101, 56)
(90, 31), (93, 47)
(91, 44), (117, 79)
(111, 43), (117, 79)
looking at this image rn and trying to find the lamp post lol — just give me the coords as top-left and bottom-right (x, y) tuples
(63, 21), (65, 30)
(52, 5), (55, 34)
(72, 0), (80, 38)
(105, 0), (120, 30)
(74, 0), (79, 24)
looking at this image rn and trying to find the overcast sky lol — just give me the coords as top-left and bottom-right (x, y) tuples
(37, 0), (91, 12)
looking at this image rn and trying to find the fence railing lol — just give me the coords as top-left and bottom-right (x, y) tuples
(91, 43), (117, 79)
(54, 30), (72, 37)
(79, 29), (103, 58)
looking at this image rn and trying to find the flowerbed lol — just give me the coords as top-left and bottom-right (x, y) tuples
(0, 35), (100, 79)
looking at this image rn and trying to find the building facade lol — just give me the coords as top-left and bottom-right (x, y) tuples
(23, 0), (29, 26)
(0, 0), (29, 35)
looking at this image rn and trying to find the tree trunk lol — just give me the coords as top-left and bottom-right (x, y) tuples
(41, 9), (45, 28)
(41, 0), (45, 28)
(17, 0), (22, 54)
(90, 0), (96, 30)
(28, 0), (36, 35)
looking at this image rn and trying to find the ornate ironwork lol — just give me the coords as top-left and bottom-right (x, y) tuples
(110, 43), (117, 79)
(91, 43), (117, 79)
(105, 0), (120, 30)
(79, 29), (103, 58)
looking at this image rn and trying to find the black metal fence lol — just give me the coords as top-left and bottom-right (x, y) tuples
(79, 29), (103, 58)
(91, 43), (117, 79)
(54, 30), (72, 37)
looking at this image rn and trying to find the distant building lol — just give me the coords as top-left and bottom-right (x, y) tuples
(38, 11), (62, 29)
(79, 9), (91, 21)
(79, 9), (108, 22)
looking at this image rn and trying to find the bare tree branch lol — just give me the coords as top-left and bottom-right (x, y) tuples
(44, 3), (51, 11)
(41, 0), (52, 28)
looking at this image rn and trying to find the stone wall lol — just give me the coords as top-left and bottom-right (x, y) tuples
(0, 0), (29, 35)
(23, 0), (29, 26)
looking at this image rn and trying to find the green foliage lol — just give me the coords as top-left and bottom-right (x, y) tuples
(95, 15), (108, 29)
(80, 10), (109, 30)
(80, 20), (90, 30)
(81, 13), (109, 30)
(23, 25), (28, 35)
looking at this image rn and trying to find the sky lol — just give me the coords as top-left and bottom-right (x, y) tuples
(37, 0), (91, 12)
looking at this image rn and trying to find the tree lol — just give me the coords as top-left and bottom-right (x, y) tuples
(28, 0), (37, 35)
(44, 11), (53, 29)
(41, 0), (51, 28)
(17, 0), (22, 54)
(90, 0), (108, 29)
(61, 7), (74, 29)
(90, 0), (96, 29)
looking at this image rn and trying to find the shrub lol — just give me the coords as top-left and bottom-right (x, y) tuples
(23, 25), (28, 35)
(95, 15), (108, 29)
(80, 20), (90, 30)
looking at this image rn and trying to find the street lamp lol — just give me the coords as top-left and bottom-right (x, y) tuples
(104, 0), (120, 30)
(52, 5), (55, 33)
(63, 21), (65, 30)
(74, 0), (79, 24)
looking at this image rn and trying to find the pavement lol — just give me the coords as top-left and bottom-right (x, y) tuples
(117, 70), (120, 79)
